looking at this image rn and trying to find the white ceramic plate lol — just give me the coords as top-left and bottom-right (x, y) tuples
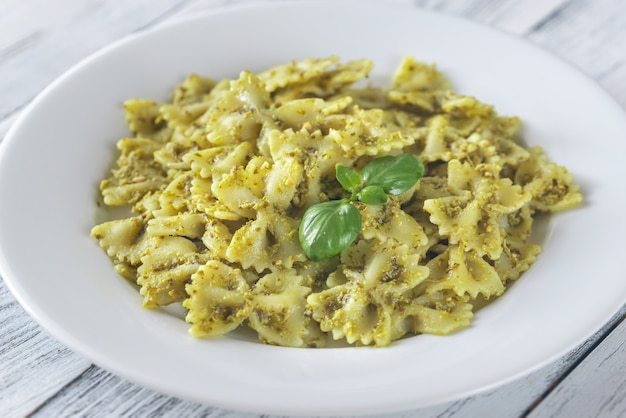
(1, 2), (625, 416)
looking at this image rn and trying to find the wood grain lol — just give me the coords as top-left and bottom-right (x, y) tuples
(1, 0), (625, 417)
(0, 0), (191, 120)
(528, 312), (626, 418)
(0, 282), (89, 417)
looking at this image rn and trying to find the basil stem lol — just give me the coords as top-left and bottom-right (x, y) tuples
(298, 153), (424, 261)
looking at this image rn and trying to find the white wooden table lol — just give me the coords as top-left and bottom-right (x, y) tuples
(1, 0), (625, 417)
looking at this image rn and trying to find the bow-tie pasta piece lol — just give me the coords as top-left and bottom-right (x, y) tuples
(137, 236), (210, 308)
(211, 156), (272, 218)
(391, 56), (450, 94)
(90, 217), (149, 281)
(387, 56), (450, 113)
(425, 244), (505, 300)
(359, 201), (429, 253)
(225, 209), (306, 273)
(307, 239), (428, 346)
(188, 177), (243, 222)
(410, 291), (474, 335)
(269, 58), (374, 103)
(405, 253), (474, 335)
(146, 213), (207, 239)
(183, 142), (254, 180)
(198, 72), (272, 148)
(150, 171), (196, 217)
(249, 270), (324, 347)
(170, 73), (216, 106)
(262, 128), (350, 209)
(263, 153), (305, 211)
(184, 260), (252, 338)
(494, 238), (541, 282)
(258, 56), (340, 93)
(328, 107), (416, 157)
(159, 101), (212, 132)
(123, 99), (168, 138)
(502, 206), (534, 242)
(100, 136), (168, 206)
(200, 218), (234, 261)
(515, 146), (583, 212)
(270, 96), (353, 132)
(424, 159), (531, 260)
(420, 115), (481, 163)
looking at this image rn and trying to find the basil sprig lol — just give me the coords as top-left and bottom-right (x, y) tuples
(298, 153), (424, 261)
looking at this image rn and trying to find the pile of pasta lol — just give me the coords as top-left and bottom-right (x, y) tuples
(91, 56), (582, 347)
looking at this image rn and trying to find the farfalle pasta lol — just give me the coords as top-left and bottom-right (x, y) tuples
(91, 56), (582, 347)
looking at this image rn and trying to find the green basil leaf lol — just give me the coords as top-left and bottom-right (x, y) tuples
(335, 164), (362, 194)
(357, 185), (388, 205)
(360, 154), (424, 195)
(299, 200), (361, 261)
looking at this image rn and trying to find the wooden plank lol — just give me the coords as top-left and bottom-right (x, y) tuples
(0, 0), (191, 120)
(528, 312), (626, 418)
(27, 307), (623, 418)
(0, 281), (91, 417)
(414, 0), (569, 35)
(527, 0), (626, 106)
(28, 366), (257, 418)
(0, 1), (194, 416)
(415, 312), (626, 417)
(414, 0), (626, 108)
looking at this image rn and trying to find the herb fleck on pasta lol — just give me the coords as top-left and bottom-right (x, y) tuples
(91, 56), (582, 347)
